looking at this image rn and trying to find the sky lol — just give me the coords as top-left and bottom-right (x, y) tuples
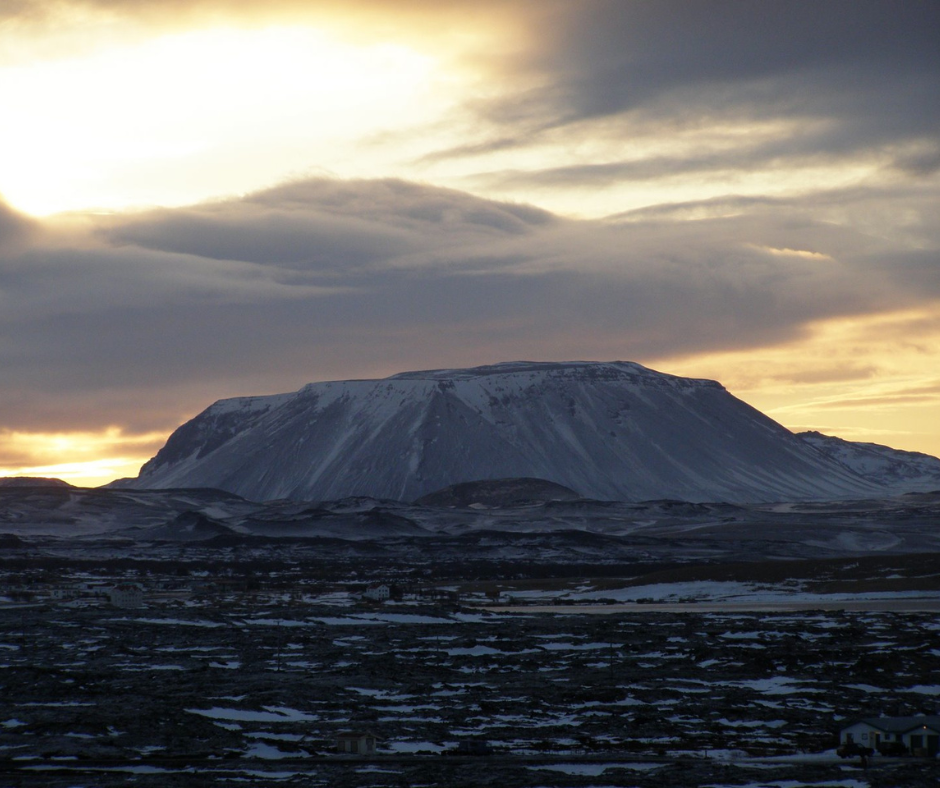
(1, 0), (939, 487)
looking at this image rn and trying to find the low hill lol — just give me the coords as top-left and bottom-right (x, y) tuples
(0, 477), (72, 488)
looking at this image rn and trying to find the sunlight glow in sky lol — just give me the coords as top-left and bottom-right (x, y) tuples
(1, 26), (442, 215)
(660, 308), (940, 456)
(0, 428), (167, 487)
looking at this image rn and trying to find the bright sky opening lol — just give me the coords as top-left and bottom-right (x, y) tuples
(0, 26), (446, 215)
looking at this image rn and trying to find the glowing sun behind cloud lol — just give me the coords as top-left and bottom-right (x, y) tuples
(0, 428), (168, 487)
(0, 26), (442, 215)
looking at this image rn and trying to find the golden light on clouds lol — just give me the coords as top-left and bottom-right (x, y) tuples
(445, 114), (885, 218)
(4, 10), (885, 222)
(1, 26), (447, 215)
(499, 163), (881, 220)
(752, 246), (834, 261)
(658, 306), (940, 458)
(1, 5), (901, 224)
(0, 428), (167, 488)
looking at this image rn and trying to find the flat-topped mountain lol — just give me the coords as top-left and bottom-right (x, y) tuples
(117, 360), (898, 503)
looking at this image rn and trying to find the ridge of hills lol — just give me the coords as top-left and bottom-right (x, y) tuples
(2, 483), (940, 566)
(0, 477), (73, 488)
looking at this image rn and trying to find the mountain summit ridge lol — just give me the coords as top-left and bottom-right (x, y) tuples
(384, 360), (720, 386)
(120, 360), (905, 503)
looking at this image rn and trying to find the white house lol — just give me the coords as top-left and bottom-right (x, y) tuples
(336, 731), (379, 755)
(109, 583), (145, 608)
(47, 585), (77, 601)
(363, 584), (390, 602)
(840, 716), (940, 756)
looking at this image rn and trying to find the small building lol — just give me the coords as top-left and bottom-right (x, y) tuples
(109, 583), (144, 608)
(416, 586), (461, 604)
(363, 584), (390, 602)
(336, 731), (379, 755)
(840, 716), (940, 756)
(47, 585), (77, 601)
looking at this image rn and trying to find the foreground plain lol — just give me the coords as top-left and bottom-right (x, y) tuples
(3, 585), (940, 787)
(3, 485), (940, 785)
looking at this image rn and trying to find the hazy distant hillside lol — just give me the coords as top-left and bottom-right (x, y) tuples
(119, 361), (886, 503)
(798, 431), (940, 493)
(0, 477), (72, 488)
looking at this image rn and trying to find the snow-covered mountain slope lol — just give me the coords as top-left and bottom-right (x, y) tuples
(119, 361), (890, 503)
(798, 431), (940, 493)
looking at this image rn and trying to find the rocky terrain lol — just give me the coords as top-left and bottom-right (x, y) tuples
(2, 580), (939, 787)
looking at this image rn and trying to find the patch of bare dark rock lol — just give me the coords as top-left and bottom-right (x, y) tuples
(415, 477), (581, 508)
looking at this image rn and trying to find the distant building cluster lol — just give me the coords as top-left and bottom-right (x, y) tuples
(108, 583), (144, 608)
(359, 583), (462, 605)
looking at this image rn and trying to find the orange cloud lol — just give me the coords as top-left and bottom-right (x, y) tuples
(657, 307), (940, 459)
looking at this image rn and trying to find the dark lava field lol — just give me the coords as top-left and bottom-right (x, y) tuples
(3, 485), (940, 786)
(3, 574), (940, 787)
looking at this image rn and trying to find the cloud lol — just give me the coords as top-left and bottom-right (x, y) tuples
(497, 2), (939, 129)
(413, 1), (940, 209)
(8, 2), (938, 223)
(0, 198), (37, 251)
(0, 427), (165, 468)
(469, 134), (882, 192)
(0, 0), (532, 62)
(103, 178), (554, 271)
(2, 175), (937, 443)
(891, 142), (940, 177)
(808, 391), (940, 412)
(764, 365), (879, 387)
